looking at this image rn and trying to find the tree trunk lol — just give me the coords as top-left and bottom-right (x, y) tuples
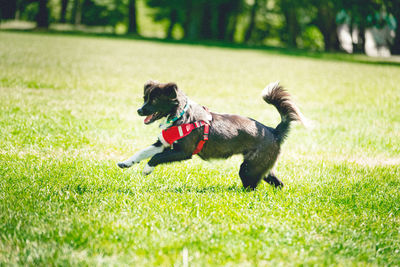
(284, 7), (299, 47)
(392, 22), (400, 54)
(280, 0), (299, 48)
(349, 15), (356, 53)
(330, 28), (340, 51)
(183, 0), (192, 38)
(356, 24), (366, 54)
(227, 12), (238, 42)
(0, 0), (17, 20)
(60, 0), (69, 23)
(166, 9), (178, 39)
(36, 0), (49, 28)
(390, 11), (400, 54)
(15, 0), (21, 20)
(316, 3), (340, 52)
(244, 0), (258, 43)
(200, 3), (213, 39)
(184, 2), (202, 40)
(322, 28), (340, 51)
(217, 3), (230, 40)
(128, 0), (138, 34)
(352, 22), (365, 54)
(71, 0), (82, 25)
(70, 0), (75, 24)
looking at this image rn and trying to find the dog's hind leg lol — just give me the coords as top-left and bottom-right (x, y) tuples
(239, 160), (267, 190)
(263, 172), (284, 188)
(118, 140), (164, 169)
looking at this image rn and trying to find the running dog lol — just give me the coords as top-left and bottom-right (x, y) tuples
(118, 80), (306, 189)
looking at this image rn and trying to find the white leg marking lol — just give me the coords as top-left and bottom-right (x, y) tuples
(118, 145), (164, 169)
(142, 164), (155, 175)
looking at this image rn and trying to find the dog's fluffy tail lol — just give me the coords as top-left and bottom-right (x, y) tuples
(262, 81), (307, 144)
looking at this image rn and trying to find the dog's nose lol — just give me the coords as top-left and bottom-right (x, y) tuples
(137, 108), (144, 116)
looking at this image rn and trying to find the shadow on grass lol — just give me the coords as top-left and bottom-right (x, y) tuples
(59, 178), (247, 195)
(3, 28), (400, 67)
(170, 182), (283, 193)
(170, 184), (245, 194)
(67, 183), (280, 195)
(62, 182), (247, 195)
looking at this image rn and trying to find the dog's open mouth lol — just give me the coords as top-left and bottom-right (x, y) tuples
(144, 112), (163, 124)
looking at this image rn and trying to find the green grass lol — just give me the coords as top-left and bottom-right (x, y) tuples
(1, 31), (400, 266)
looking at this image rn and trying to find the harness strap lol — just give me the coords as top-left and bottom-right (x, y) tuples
(192, 122), (209, 155)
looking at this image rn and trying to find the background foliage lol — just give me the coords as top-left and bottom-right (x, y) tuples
(1, 0), (400, 53)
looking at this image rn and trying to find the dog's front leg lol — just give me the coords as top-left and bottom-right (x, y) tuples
(118, 141), (164, 169)
(142, 149), (192, 175)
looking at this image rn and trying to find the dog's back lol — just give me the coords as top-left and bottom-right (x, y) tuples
(197, 81), (305, 189)
(198, 113), (277, 160)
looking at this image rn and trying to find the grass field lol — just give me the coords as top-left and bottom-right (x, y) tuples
(1, 31), (400, 266)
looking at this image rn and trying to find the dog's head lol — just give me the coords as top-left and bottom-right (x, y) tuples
(137, 81), (180, 124)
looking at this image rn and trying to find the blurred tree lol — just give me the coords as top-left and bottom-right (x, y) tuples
(60, 0), (69, 23)
(80, 0), (127, 32)
(127, 0), (138, 34)
(217, 0), (242, 41)
(279, 0), (301, 47)
(340, 0), (381, 53)
(312, 0), (340, 51)
(36, 0), (49, 27)
(13, 0), (38, 21)
(2, 0), (394, 55)
(70, 0), (82, 25)
(244, 0), (259, 43)
(0, 0), (18, 20)
(15, 0), (24, 19)
(199, 1), (213, 39)
(166, 8), (177, 38)
(146, 0), (184, 38)
(383, 0), (400, 54)
(183, 0), (202, 39)
(146, 0), (242, 41)
(241, 0), (276, 44)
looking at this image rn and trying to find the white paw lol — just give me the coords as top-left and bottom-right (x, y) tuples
(142, 164), (155, 175)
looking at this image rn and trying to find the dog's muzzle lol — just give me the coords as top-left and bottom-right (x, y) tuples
(137, 108), (144, 116)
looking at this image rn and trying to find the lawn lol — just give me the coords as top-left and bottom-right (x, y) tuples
(0, 31), (399, 266)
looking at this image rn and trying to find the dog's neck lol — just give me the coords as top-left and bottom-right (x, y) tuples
(174, 96), (189, 119)
(161, 93), (212, 129)
(159, 96), (189, 129)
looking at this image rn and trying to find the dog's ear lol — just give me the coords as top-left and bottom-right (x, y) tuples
(163, 82), (178, 99)
(144, 80), (158, 92)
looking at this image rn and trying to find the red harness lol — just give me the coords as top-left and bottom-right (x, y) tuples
(159, 121), (210, 155)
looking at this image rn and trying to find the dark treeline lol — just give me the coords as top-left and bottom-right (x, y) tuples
(1, 0), (399, 54)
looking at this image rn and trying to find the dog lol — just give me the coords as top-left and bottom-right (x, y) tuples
(118, 80), (306, 189)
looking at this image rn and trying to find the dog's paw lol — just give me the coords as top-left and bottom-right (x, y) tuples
(117, 162), (132, 169)
(142, 164), (155, 175)
(264, 175), (284, 188)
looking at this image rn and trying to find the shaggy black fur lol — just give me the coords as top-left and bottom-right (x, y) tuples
(121, 80), (305, 190)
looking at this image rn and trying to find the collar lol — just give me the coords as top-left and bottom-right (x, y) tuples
(159, 100), (189, 129)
